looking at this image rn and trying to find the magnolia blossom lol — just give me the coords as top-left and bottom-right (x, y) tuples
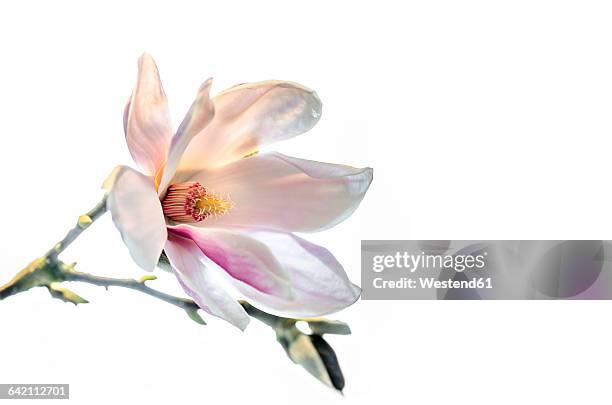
(103, 54), (373, 330)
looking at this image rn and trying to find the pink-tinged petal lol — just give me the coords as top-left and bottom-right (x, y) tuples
(102, 165), (167, 271)
(165, 233), (250, 330)
(177, 81), (322, 170)
(170, 226), (360, 318)
(176, 152), (373, 232)
(169, 225), (293, 299)
(124, 53), (173, 176)
(157, 78), (215, 195)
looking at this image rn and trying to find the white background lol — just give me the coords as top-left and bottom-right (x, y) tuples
(1, 1), (612, 404)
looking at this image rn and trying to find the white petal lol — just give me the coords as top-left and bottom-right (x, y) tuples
(169, 226), (360, 318)
(158, 79), (215, 195)
(177, 81), (322, 170)
(165, 233), (250, 330)
(124, 53), (173, 176)
(102, 165), (167, 271)
(176, 152), (373, 232)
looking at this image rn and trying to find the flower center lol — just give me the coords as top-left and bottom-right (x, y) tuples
(162, 182), (232, 223)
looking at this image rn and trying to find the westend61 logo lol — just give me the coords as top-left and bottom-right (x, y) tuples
(372, 251), (487, 273)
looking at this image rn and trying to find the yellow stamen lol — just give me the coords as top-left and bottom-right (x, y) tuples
(194, 192), (233, 218)
(162, 182), (232, 223)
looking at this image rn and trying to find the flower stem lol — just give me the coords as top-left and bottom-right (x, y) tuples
(0, 194), (291, 327)
(0, 195), (109, 301)
(62, 269), (200, 311)
(0, 194), (350, 391)
(47, 194), (108, 262)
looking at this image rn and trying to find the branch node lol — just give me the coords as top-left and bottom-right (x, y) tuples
(139, 275), (157, 284)
(77, 214), (93, 229)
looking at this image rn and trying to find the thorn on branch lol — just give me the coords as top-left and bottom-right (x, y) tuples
(185, 308), (207, 325)
(77, 214), (93, 229)
(139, 275), (157, 284)
(47, 282), (89, 305)
(303, 319), (351, 336)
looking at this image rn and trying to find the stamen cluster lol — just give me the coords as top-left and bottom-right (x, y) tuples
(162, 182), (231, 223)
